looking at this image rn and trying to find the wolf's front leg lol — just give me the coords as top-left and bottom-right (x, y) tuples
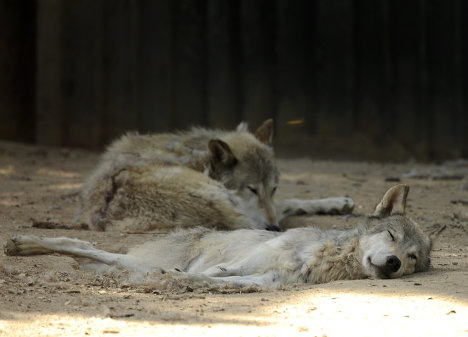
(4, 235), (147, 273)
(276, 197), (355, 221)
(4, 235), (96, 256)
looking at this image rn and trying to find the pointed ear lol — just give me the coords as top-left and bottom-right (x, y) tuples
(208, 139), (237, 167)
(254, 119), (274, 145)
(373, 184), (410, 217)
(429, 224), (446, 245)
(236, 121), (249, 132)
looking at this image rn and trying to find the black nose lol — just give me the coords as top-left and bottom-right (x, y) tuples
(265, 224), (281, 232)
(385, 255), (401, 273)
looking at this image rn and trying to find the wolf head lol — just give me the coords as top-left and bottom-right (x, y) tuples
(207, 119), (280, 231)
(359, 184), (446, 279)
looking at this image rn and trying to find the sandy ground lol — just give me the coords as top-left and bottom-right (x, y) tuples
(0, 140), (467, 336)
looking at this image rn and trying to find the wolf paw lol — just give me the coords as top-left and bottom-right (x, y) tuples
(325, 197), (355, 214)
(4, 236), (22, 256)
(3, 235), (41, 256)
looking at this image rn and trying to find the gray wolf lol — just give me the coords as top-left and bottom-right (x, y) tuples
(72, 119), (354, 232)
(4, 185), (445, 287)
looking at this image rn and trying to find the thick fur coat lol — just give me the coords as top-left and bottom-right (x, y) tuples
(5, 185), (445, 287)
(73, 120), (354, 232)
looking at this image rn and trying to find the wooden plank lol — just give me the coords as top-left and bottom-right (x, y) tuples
(388, 0), (426, 159)
(276, 0), (316, 144)
(315, 0), (354, 138)
(172, 0), (207, 129)
(462, 0), (468, 157)
(354, 0), (391, 143)
(425, 0), (463, 159)
(0, 0), (36, 143)
(61, 0), (103, 148)
(36, 0), (63, 146)
(102, 0), (139, 143)
(138, 0), (173, 133)
(206, 0), (241, 129)
(239, 0), (276, 128)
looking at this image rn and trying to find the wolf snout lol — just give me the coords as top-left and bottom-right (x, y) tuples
(368, 254), (402, 278)
(265, 224), (281, 232)
(380, 255), (401, 276)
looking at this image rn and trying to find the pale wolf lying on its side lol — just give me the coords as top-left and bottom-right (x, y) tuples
(5, 185), (445, 287)
(73, 119), (354, 232)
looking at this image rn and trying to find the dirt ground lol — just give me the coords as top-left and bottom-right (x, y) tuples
(0, 140), (467, 336)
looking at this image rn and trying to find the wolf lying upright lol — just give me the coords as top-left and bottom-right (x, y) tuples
(5, 185), (445, 287)
(73, 119), (354, 232)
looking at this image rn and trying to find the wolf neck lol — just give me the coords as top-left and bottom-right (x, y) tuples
(186, 154), (212, 173)
(306, 235), (366, 284)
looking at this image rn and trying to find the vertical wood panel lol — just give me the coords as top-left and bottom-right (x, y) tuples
(61, 1), (103, 148)
(0, 0), (36, 143)
(354, 0), (391, 144)
(138, 0), (173, 133)
(315, 0), (354, 138)
(102, 0), (139, 143)
(425, 0), (463, 159)
(389, 0), (426, 158)
(36, 0), (63, 146)
(206, 0), (241, 129)
(240, 0), (277, 128)
(276, 0), (316, 145)
(462, 0), (468, 157)
(172, 0), (207, 129)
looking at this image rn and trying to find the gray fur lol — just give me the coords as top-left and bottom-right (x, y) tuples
(75, 120), (280, 231)
(73, 119), (353, 232)
(4, 185), (445, 287)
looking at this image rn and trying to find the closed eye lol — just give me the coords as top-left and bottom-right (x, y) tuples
(387, 230), (395, 241)
(271, 186), (277, 196)
(247, 186), (258, 195)
(408, 253), (417, 261)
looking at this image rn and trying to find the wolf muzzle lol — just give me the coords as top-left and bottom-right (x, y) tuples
(265, 224), (281, 232)
(379, 255), (401, 277)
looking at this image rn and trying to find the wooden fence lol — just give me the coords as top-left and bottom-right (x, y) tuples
(0, 0), (467, 160)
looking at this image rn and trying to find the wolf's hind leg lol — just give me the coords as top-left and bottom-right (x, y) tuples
(276, 197), (355, 220)
(4, 235), (148, 273)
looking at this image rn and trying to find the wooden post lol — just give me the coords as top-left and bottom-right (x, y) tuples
(354, 0), (391, 146)
(102, 0), (139, 143)
(425, 0), (463, 159)
(388, 0), (426, 159)
(138, 0), (173, 133)
(172, 0), (207, 129)
(0, 0), (36, 143)
(206, 0), (241, 129)
(60, 0), (103, 148)
(239, 0), (277, 129)
(276, 0), (316, 148)
(315, 0), (354, 139)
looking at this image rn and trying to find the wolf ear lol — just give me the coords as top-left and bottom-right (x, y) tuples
(428, 224), (446, 244)
(236, 121), (249, 132)
(254, 119), (274, 145)
(373, 184), (409, 217)
(208, 139), (237, 167)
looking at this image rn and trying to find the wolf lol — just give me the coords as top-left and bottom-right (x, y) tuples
(72, 119), (354, 232)
(4, 185), (445, 287)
